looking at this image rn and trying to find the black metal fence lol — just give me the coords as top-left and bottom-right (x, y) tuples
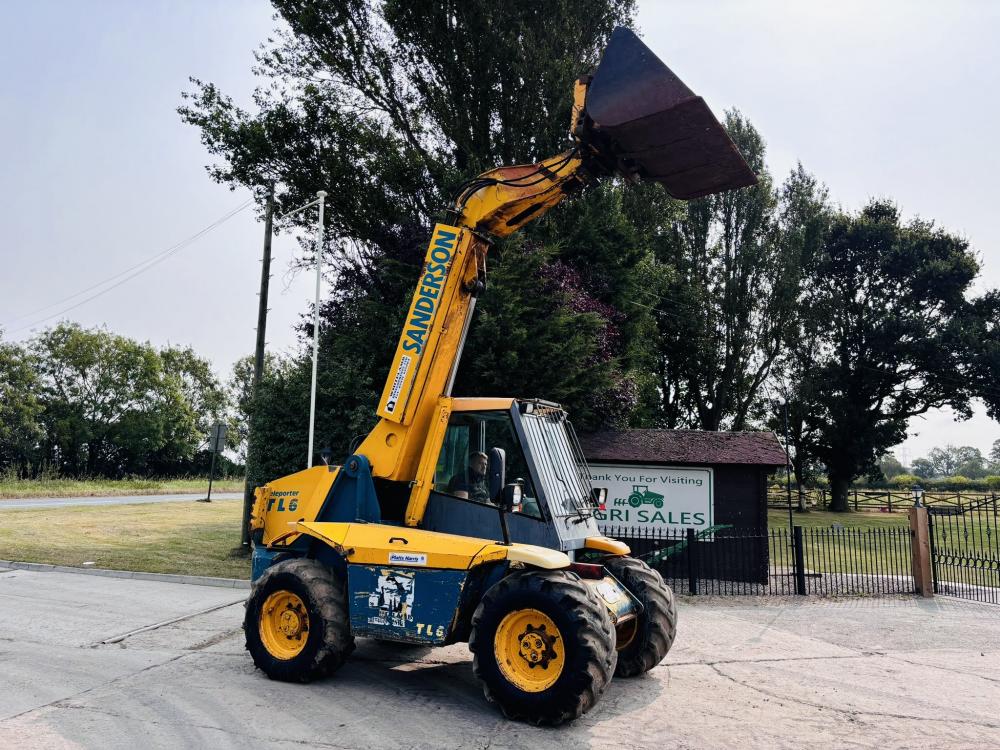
(928, 496), (1000, 604)
(602, 524), (914, 597)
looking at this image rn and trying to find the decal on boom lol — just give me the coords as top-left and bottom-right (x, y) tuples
(377, 224), (461, 422)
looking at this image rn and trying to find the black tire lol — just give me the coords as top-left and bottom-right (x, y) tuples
(604, 555), (676, 677)
(469, 570), (617, 725)
(244, 558), (355, 682)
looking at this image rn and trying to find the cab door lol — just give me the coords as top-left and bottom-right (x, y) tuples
(411, 402), (560, 548)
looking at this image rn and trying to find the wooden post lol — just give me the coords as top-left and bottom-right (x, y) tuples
(908, 505), (933, 598)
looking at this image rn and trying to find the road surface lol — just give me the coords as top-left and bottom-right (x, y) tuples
(1, 567), (998, 749)
(0, 492), (242, 510)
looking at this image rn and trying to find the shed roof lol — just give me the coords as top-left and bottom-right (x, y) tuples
(579, 429), (787, 467)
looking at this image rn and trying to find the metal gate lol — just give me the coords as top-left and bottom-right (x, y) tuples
(928, 496), (1000, 603)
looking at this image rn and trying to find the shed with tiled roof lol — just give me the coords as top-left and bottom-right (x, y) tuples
(578, 429), (787, 468)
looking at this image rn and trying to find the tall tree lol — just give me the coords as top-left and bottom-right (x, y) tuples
(926, 444), (988, 478)
(228, 353), (281, 462)
(0, 337), (43, 475)
(649, 124), (827, 430)
(877, 452), (907, 481)
(927, 445), (961, 477)
(30, 323), (219, 477)
(957, 290), (1000, 420)
(33, 324), (164, 476)
(953, 446), (988, 478)
(180, 1), (648, 479)
(911, 457), (936, 479)
(764, 377), (824, 490)
(792, 201), (985, 511)
(151, 345), (229, 475)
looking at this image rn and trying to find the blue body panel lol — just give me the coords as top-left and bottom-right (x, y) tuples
(347, 565), (468, 644)
(318, 454), (381, 524)
(421, 491), (561, 549)
(251, 544), (284, 582)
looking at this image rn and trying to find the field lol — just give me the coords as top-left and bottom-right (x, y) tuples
(0, 476), (244, 499)
(0, 498), (250, 579)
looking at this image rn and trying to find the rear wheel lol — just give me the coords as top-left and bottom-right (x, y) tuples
(244, 558), (355, 682)
(469, 570), (616, 725)
(604, 556), (676, 677)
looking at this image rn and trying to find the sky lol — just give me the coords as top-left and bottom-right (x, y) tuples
(1, 0), (998, 462)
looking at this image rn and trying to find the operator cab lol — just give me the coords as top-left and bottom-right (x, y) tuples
(420, 398), (603, 552)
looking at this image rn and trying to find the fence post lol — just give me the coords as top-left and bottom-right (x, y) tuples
(927, 513), (939, 594)
(686, 527), (699, 595)
(908, 505), (933, 598)
(792, 526), (807, 595)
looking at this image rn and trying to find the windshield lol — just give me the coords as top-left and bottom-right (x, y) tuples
(518, 405), (597, 517)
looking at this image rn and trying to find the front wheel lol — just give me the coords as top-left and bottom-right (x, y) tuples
(244, 558), (355, 682)
(604, 556), (676, 677)
(469, 570), (616, 725)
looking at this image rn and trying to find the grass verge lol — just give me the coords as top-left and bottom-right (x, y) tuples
(0, 477), (244, 499)
(0, 499), (250, 579)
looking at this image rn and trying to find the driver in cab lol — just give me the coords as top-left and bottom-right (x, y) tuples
(448, 451), (490, 502)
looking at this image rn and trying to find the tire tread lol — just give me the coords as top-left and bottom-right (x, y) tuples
(469, 569), (616, 725)
(604, 555), (676, 677)
(244, 557), (355, 682)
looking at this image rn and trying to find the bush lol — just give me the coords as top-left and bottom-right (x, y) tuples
(888, 473), (921, 487)
(984, 475), (1000, 489)
(925, 475), (980, 491)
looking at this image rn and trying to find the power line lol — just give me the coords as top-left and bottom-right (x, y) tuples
(3, 199), (254, 334)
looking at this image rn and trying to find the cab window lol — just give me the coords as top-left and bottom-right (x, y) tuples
(433, 409), (542, 519)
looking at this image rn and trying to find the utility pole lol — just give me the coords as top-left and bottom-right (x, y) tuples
(239, 184), (275, 551)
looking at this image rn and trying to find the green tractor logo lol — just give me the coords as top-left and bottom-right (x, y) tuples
(627, 484), (664, 509)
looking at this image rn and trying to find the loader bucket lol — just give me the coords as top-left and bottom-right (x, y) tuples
(585, 27), (757, 199)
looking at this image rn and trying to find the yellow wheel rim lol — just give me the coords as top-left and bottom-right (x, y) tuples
(494, 608), (564, 693)
(259, 590), (310, 660)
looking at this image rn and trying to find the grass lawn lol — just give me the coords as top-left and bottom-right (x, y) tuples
(767, 508), (911, 530)
(0, 499), (250, 579)
(767, 507), (998, 576)
(766, 508), (913, 575)
(0, 476), (244, 499)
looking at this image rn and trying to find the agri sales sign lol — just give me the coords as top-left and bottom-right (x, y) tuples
(589, 463), (713, 534)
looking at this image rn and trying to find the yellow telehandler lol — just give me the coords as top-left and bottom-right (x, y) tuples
(245, 27), (755, 725)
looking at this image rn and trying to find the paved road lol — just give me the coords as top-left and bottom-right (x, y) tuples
(0, 492), (242, 510)
(1, 568), (998, 749)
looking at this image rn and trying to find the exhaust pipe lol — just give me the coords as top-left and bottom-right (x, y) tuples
(579, 27), (757, 199)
